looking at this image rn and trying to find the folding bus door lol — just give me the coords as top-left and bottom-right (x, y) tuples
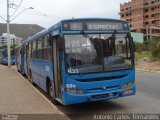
(52, 36), (62, 99)
(26, 44), (30, 77)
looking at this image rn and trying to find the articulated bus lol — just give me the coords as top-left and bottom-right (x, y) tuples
(0, 48), (16, 65)
(16, 18), (135, 105)
(16, 43), (28, 75)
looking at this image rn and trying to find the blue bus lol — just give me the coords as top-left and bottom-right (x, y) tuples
(0, 48), (16, 65)
(15, 45), (23, 72)
(16, 18), (135, 105)
(15, 44), (27, 74)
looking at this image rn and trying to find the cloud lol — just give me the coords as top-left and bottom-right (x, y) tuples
(0, 0), (129, 27)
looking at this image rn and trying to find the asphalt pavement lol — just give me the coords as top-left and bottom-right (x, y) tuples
(56, 71), (160, 119)
(0, 64), (160, 120)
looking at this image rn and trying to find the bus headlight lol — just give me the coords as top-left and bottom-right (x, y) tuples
(65, 88), (84, 94)
(121, 81), (134, 89)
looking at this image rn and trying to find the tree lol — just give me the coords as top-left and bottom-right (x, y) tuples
(0, 45), (7, 49)
(0, 45), (17, 49)
(149, 37), (160, 58)
(135, 42), (143, 53)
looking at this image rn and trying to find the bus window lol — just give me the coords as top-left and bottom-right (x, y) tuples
(42, 47), (51, 61)
(42, 34), (51, 61)
(36, 39), (42, 59)
(32, 41), (36, 58)
(65, 33), (132, 74)
(44, 34), (51, 47)
(29, 42), (32, 58)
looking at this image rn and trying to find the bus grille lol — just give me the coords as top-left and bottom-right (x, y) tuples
(87, 85), (120, 93)
(76, 75), (127, 82)
(91, 93), (117, 100)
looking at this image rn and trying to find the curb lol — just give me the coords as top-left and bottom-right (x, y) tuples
(136, 68), (160, 73)
(10, 66), (67, 115)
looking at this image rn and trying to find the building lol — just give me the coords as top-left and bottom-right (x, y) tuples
(0, 23), (44, 46)
(0, 33), (22, 46)
(119, 0), (160, 42)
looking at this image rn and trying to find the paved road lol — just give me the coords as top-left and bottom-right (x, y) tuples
(55, 71), (160, 119)
(1, 64), (160, 120)
(136, 72), (160, 100)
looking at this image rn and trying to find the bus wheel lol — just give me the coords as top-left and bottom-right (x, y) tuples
(48, 81), (54, 98)
(48, 81), (60, 105)
(29, 70), (33, 84)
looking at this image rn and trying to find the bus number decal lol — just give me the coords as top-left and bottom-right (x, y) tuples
(66, 84), (76, 88)
(68, 68), (79, 74)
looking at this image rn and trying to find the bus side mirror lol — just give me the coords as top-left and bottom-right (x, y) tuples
(131, 37), (135, 59)
(133, 42), (136, 52)
(131, 37), (136, 52)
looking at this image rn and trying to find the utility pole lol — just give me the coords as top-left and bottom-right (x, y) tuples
(2, 0), (34, 67)
(7, 0), (11, 67)
(0, 1), (34, 67)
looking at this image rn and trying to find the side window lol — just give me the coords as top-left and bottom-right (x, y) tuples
(41, 37), (45, 48)
(29, 42), (32, 51)
(43, 34), (51, 61)
(33, 40), (36, 51)
(29, 42), (32, 58)
(44, 34), (51, 47)
(36, 39), (42, 59)
(36, 39), (42, 49)
(32, 40), (36, 58)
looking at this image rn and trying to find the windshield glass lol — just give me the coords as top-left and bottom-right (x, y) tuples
(64, 33), (132, 74)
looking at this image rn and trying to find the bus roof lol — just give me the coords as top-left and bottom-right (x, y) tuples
(26, 18), (128, 43)
(61, 18), (127, 22)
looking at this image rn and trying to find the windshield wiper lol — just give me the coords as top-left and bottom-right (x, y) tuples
(103, 30), (117, 57)
(80, 30), (91, 39)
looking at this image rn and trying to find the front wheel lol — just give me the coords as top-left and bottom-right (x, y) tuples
(29, 70), (33, 84)
(49, 81), (54, 98)
(48, 81), (60, 105)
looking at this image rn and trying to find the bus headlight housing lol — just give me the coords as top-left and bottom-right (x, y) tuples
(121, 81), (134, 89)
(65, 88), (84, 94)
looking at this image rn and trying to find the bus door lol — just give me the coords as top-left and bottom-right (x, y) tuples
(26, 44), (30, 77)
(52, 35), (62, 99)
(21, 45), (25, 74)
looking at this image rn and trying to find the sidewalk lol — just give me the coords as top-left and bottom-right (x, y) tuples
(136, 68), (160, 73)
(135, 59), (160, 73)
(0, 65), (66, 116)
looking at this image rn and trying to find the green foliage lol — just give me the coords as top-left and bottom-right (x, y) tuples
(0, 45), (17, 50)
(10, 45), (17, 49)
(149, 37), (160, 58)
(0, 45), (7, 49)
(143, 41), (149, 51)
(135, 42), (143, 53)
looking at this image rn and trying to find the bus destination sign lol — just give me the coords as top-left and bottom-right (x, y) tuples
(87, 22), (123, 30)
(62, 20), (128, 31)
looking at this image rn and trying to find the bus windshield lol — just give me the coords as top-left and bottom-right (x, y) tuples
(64, 33), (132, 74)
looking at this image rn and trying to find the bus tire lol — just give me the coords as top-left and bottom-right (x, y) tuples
(29, 70), (34, 85)
(48, 80), (60, 105)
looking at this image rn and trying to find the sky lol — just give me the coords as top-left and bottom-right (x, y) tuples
(0, 0), (130, 28)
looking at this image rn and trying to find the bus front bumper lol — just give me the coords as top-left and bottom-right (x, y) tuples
(63, 84), (135, 105)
